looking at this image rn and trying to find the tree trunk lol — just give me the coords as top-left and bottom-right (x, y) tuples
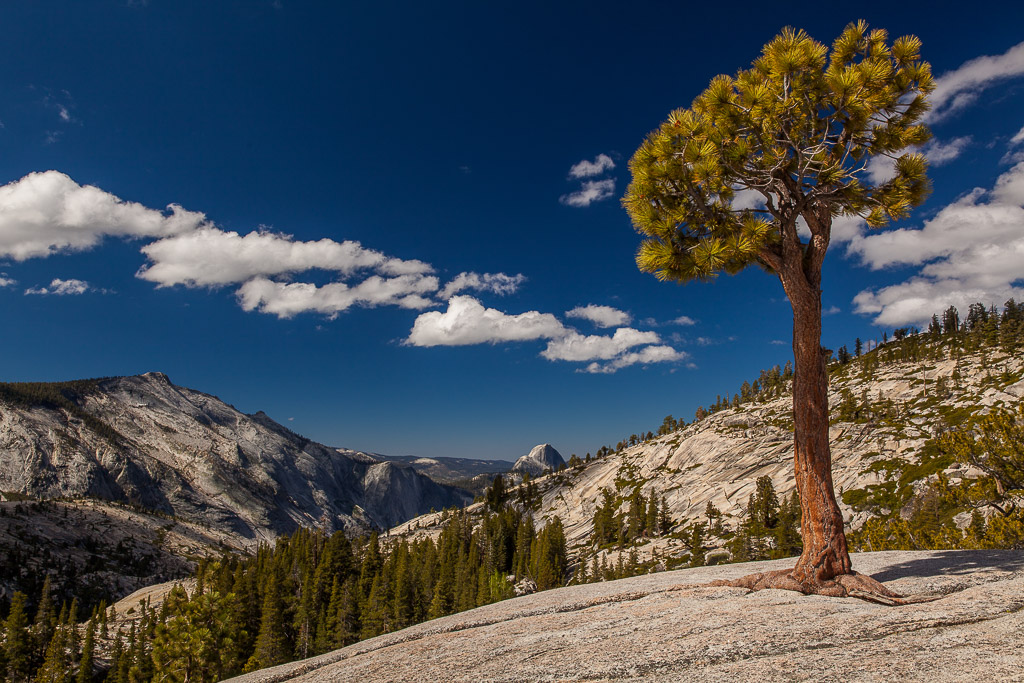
(787, 274), (851, 584)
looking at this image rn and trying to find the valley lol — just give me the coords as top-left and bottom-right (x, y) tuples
(1, 305), (1023, 682)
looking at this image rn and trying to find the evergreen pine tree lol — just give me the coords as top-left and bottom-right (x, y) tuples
(336, 579), (360, 646)
(659, 497), (672, 535)
(292, 567), (315, 661)
(33, 576), (58, 666)
(646, 495), (659, 536)
(688, 522), (706, 567)
(359, 574), (389, 639)
(76, 619), (96, 683)
(105, 631), (124, 683)
(36, 622), (70, 683)
(66, 598), (80, 661)
(391, 543), (414, 630)
(4, 592), (33, 683)
(244, 575), (289, 672)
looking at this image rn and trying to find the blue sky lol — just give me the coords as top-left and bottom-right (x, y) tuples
(1, 2), (1023, 460)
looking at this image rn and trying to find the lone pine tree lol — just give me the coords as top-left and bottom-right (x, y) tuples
(623, 21), (933, 598)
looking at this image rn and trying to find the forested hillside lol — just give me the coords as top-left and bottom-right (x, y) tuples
(0, 485), (569, 682)
(1, 300), (1022, 682)
(396, 299), (1024, 578)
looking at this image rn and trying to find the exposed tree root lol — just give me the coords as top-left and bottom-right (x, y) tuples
(708, 569), (943, 606)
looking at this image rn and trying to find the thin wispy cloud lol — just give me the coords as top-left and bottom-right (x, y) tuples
(438, 272), (525, 300)
(864, 136), (972, 184)
(561, 153), (617, 207)
(568, 154), (615, 179)
(237, 274), (438, 319)
(25, 278), (94, 296)
(584, 345), (687, 374)
(1003, 125), (1024, 165)
(541, 328), (658, 362)
(925, 136), (973, 165)
(0, 273), (16, 288)
(565, 304), (630, 328)
(928, 41), (1024, 122)
(559, 178), (615, 208)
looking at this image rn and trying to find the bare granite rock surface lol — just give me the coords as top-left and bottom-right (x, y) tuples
(230, 550), (1024, 682)
(512, 444), (566, 477)
(0, 372), (470, 546)
(394, 346), (1023, 566)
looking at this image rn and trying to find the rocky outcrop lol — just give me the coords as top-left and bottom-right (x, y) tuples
(340, 451), (515, 485)
(511, 443), (565, 476)
(0, 497), (236, 605)
(228, 549), (1024, 682)
(522, 345), (1023, 551)
(0, 372), (471, 547)
(391, 345), (1023, 565)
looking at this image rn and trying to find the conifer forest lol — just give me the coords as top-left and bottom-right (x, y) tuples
(1, 300), (1023, 681)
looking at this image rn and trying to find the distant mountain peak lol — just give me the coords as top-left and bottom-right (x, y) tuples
(139, 371), (171, 383)
(0, 372), (471, 545)
(512, 443), (565, 476)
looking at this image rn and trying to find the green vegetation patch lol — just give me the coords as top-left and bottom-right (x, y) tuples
(0, 379), (126, 446)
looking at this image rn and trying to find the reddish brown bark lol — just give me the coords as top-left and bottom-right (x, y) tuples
(716, 223), (867, 596)
(711, 266), (935, 603)
(786, 274), (851, 584)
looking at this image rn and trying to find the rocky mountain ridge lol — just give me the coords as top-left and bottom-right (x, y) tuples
(0, 372), (471, 548)
(0, 496), (239, 606)
(334, 449), (515, 485)
(393, 339), (1024, 564)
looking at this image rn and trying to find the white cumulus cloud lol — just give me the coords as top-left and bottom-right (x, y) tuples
(407, 295), (568, 347)
(0, 273), (15, 288)
(584, 345), (688, 374)
(565, 304), (631, 328)
(541, 328), (659, 362)
(437, 272), (526, 300)
(139, 227), (431, 288)
(237, 274), (438, 319)
(852, 161), (1024, 326)
(0, 171), (211, 261)
(559, 179), (615, 208)
(24, 278), (93, 296)
(568, 154), (616, 179)
(407, 297), (687, 373)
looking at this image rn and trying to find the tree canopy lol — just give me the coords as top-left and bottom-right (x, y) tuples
(623, 20), (933, 284)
